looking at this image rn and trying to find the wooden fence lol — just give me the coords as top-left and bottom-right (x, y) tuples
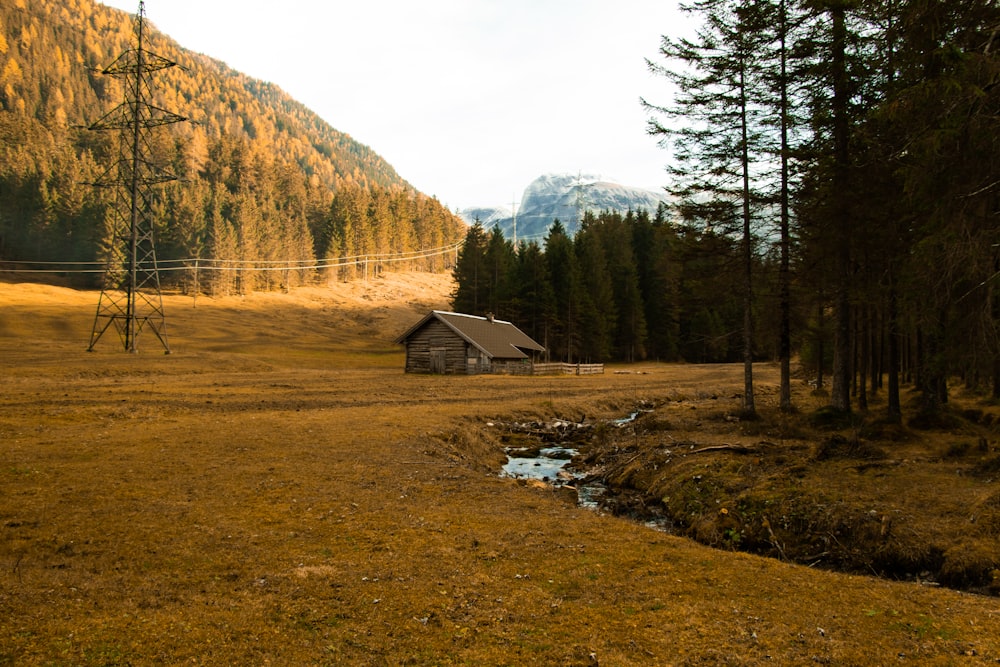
(526, 362), (605, 376)
(488, 361), (605, 376)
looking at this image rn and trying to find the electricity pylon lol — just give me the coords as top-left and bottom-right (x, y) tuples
(87, 1), (186, 353)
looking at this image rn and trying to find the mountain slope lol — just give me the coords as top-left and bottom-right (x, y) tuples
(0, 0), (405, 193)
(0, 0), (464, 282)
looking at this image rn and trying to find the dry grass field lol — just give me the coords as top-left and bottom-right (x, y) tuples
(2, 272), (1000, 666)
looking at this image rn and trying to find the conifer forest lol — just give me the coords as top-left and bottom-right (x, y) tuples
(453, 0), (999, 417)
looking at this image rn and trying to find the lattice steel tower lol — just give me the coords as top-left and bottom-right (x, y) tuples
(87, 1), (186, 353)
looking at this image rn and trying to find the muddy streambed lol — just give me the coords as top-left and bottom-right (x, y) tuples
(494, 411), (648, 515)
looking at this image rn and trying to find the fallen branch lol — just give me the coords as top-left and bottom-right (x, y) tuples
(688, 444), (758, 455)
(616, 452), (644, 468)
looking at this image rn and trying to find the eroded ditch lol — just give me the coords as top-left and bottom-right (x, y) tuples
(486, 403), (1000, 597)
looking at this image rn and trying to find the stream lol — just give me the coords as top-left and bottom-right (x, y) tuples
(502, 446), (578, 483)
(501, 445), (607, 510)
(497, 409), (648, 511)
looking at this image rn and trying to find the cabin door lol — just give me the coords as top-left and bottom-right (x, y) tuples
(430, 347), (447, 374)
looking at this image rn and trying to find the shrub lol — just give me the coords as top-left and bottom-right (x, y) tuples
(813, 435), (886, 462)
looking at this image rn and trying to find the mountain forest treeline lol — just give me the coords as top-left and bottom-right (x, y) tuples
(453, 210), (768, 367)
(0, 0), (464, 292)
(455, 0), (1000, 418)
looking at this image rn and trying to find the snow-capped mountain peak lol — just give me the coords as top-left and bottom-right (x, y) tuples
(459, 173), (670, 240)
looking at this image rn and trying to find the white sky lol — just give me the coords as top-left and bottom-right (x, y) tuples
(99, 0), (692, 212)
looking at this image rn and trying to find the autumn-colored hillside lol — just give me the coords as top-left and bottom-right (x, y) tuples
(2, 0), (402, 192)
(0, 0), (465, 285)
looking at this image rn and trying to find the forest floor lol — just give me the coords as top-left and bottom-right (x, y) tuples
(2, 272), (1000, 666)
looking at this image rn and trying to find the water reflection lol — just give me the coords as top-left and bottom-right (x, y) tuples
(501, 446), (578, 483)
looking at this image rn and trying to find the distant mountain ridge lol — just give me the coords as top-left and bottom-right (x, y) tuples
(460, 174), (671, 240)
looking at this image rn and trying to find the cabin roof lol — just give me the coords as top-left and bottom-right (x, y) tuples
(395, 311), (545, 360)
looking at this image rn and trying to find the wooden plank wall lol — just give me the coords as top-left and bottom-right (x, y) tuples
(403, 320), (468, 373)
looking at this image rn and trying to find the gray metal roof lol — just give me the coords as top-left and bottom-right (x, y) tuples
(396, 311), (545, 360)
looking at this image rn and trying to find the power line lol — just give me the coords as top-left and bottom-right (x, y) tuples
(0, 242), (463, 275)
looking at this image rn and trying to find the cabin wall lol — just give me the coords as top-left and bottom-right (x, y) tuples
(403, 320), (474, 374)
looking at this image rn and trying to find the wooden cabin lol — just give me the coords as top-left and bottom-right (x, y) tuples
(395, 311), (545, 374)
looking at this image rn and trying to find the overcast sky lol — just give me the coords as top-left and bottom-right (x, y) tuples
(99, 0), (692, 211)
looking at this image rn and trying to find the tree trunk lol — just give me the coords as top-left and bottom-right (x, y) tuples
(829, 5), (852, 413)
(993, 356), (1000, 400)
(918, 314), (949, 414)
(740, 56), (755, 417)
(870, 308), (881, 396)
(816, 300), (825, 390)
(858, 306), (869, 411)
(992, 254), (1000, 399)
(887, 266), (901, 421)
(778, 0), (793, 412)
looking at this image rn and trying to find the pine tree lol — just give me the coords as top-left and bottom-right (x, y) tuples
(451, 221), (488, 316)
(823, 0), (857, 414)
(882, 0), (1000, 410)
(206, 190), (236, 296)
(600, 211), (648, 363)
(675, 225), (742, 363)
(574, 212), (616, 362)
(328, 184), (371, 281)
(645, 0), (775, 415)
(510, 240), (556, 357)
(233, 186), (263, 295)
(483, 226), (516, 319)
(545, 220), (583, 363)
(759, 0), (805, 411)
(636, 205), (682, 361)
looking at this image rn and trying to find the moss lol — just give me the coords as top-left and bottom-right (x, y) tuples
(808, 405), (864, 430)
(939, 540), (1000, 592)
(813, 434), (887, 461)
(908, 407), (965, 431)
